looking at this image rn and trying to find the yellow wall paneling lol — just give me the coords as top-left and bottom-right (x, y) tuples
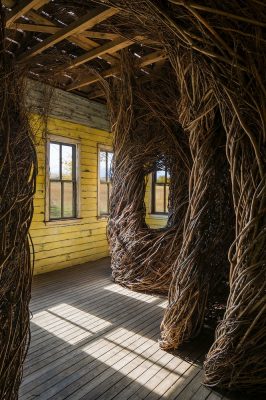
(31, 115), (112, 274)
(31, 114), (167, 275)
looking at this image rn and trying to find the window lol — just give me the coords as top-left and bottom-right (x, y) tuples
(47, 137), (79, 220)
(98, 148), (113, 216)
(151, 165), (170, 214)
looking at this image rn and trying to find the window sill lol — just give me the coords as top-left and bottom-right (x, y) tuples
(97, 215), (109, 221)
(148, 214), (168, 220)
(44, 218), (83, 226)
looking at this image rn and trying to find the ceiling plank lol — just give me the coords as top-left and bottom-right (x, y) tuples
(18, 7), (119, 62)
(6, 0), (49, 27)
(67, 50), (168, 91)
(25, 9), (119, 65)
(66, 37), (133, 70)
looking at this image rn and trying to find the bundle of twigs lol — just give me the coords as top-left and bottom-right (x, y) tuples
(93, 0), (266, 394)
(0, 5), (37, 400)
(203, 81), (266, 393)
(105, 54), (191, 293)
(160, 55), (234, 351)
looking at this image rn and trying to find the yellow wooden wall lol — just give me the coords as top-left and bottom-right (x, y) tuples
(31, 115), (167, 275)
(31, 115), (112, 275)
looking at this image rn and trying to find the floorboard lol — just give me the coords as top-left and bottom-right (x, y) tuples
(19, 258), (235, 400)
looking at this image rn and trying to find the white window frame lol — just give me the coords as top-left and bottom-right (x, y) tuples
(97, 144), (113, 219)
(45, 134), (81, 224)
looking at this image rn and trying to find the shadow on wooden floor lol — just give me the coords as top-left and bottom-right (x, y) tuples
(19, 258), (251, 400)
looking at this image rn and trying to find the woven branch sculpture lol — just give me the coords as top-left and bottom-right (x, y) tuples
(160, 57), (234, 351)
(95, 0), (266, 394)
(0, 7), (37, 400)
(106, 55), (192, 294)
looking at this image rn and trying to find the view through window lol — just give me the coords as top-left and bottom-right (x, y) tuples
(99, 149), (113, 215)
(49, 141), (77, 219)
(152, 165), (170, 214)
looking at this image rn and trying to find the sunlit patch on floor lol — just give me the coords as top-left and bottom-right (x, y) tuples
(48, 303), (112, 332)
(104, 284), (157, 303)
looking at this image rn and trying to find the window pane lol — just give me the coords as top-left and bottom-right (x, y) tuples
(100, 151), (107, 182)
(62, 145), (73, 180)
(99, 183), (108, 214)
(166, 185), (169, 212)
(107, 152), (113, 181)
(166, 170), (170, 184)
(156, 170), (165, 184)
(50, 181), (61, 218)
(155, 185), (165, 213)
(63, 182), (74, 218)
(50, 143), (60, 179)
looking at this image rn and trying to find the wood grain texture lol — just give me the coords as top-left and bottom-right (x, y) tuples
(26, 79), (109, 131)
(19, 259), (230, 400)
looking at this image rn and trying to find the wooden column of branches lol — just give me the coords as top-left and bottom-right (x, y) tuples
(160, 53), (234, 350)
(204, 89), (266, 393)
(0, 7), (37, 400)
(96, 0), (266, 394)
(106, 54), (191, 294)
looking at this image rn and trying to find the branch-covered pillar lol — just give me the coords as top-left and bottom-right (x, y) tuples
(204, 95), (266, 393)
(106, 52), (191, 294)
(160, 55), (234, 349)
(0, 7), (37, 399)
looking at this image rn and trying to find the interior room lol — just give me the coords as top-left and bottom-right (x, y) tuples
(0, 1), (265, 399)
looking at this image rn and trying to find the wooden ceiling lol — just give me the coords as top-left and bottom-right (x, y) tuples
(3, 0), (167, 101)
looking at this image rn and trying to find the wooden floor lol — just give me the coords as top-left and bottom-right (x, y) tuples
(20, 258), (230, 400)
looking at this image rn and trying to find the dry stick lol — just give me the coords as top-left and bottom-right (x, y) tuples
(0, 6), (37, 399)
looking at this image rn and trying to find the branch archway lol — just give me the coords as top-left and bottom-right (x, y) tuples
(107, 57), (192, 293)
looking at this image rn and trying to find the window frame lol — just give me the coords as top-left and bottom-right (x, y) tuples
(151, 166), (170, 216)
(45, 134), (81, 223)
(97, 144), (113, 218)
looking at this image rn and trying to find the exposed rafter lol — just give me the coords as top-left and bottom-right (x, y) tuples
(80, 31), (120, 40)
(8, 23), (119, 40)
(6, 0), (49, 27)
(66, 37), (134, 70)
(4, 1), (168, 101)
(139, 51), (168, 68)
(67, 50), (168, 91)
(18, 7), (119, 62)
(8, 23), (59, 34)
(25, 9), (119, 65)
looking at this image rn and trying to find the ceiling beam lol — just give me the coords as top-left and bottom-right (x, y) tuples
(83, 31), (120, 40)
(66, 37), (133, 70)
(17, 7), (118, 62)
(6, 0), (49, 27)
(139, 51), (168, 68)
(67, 50), (168, 91)
(8, 23), (59, 33)
(8, 23), (120, 40)
(25, 9), (119, 65)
